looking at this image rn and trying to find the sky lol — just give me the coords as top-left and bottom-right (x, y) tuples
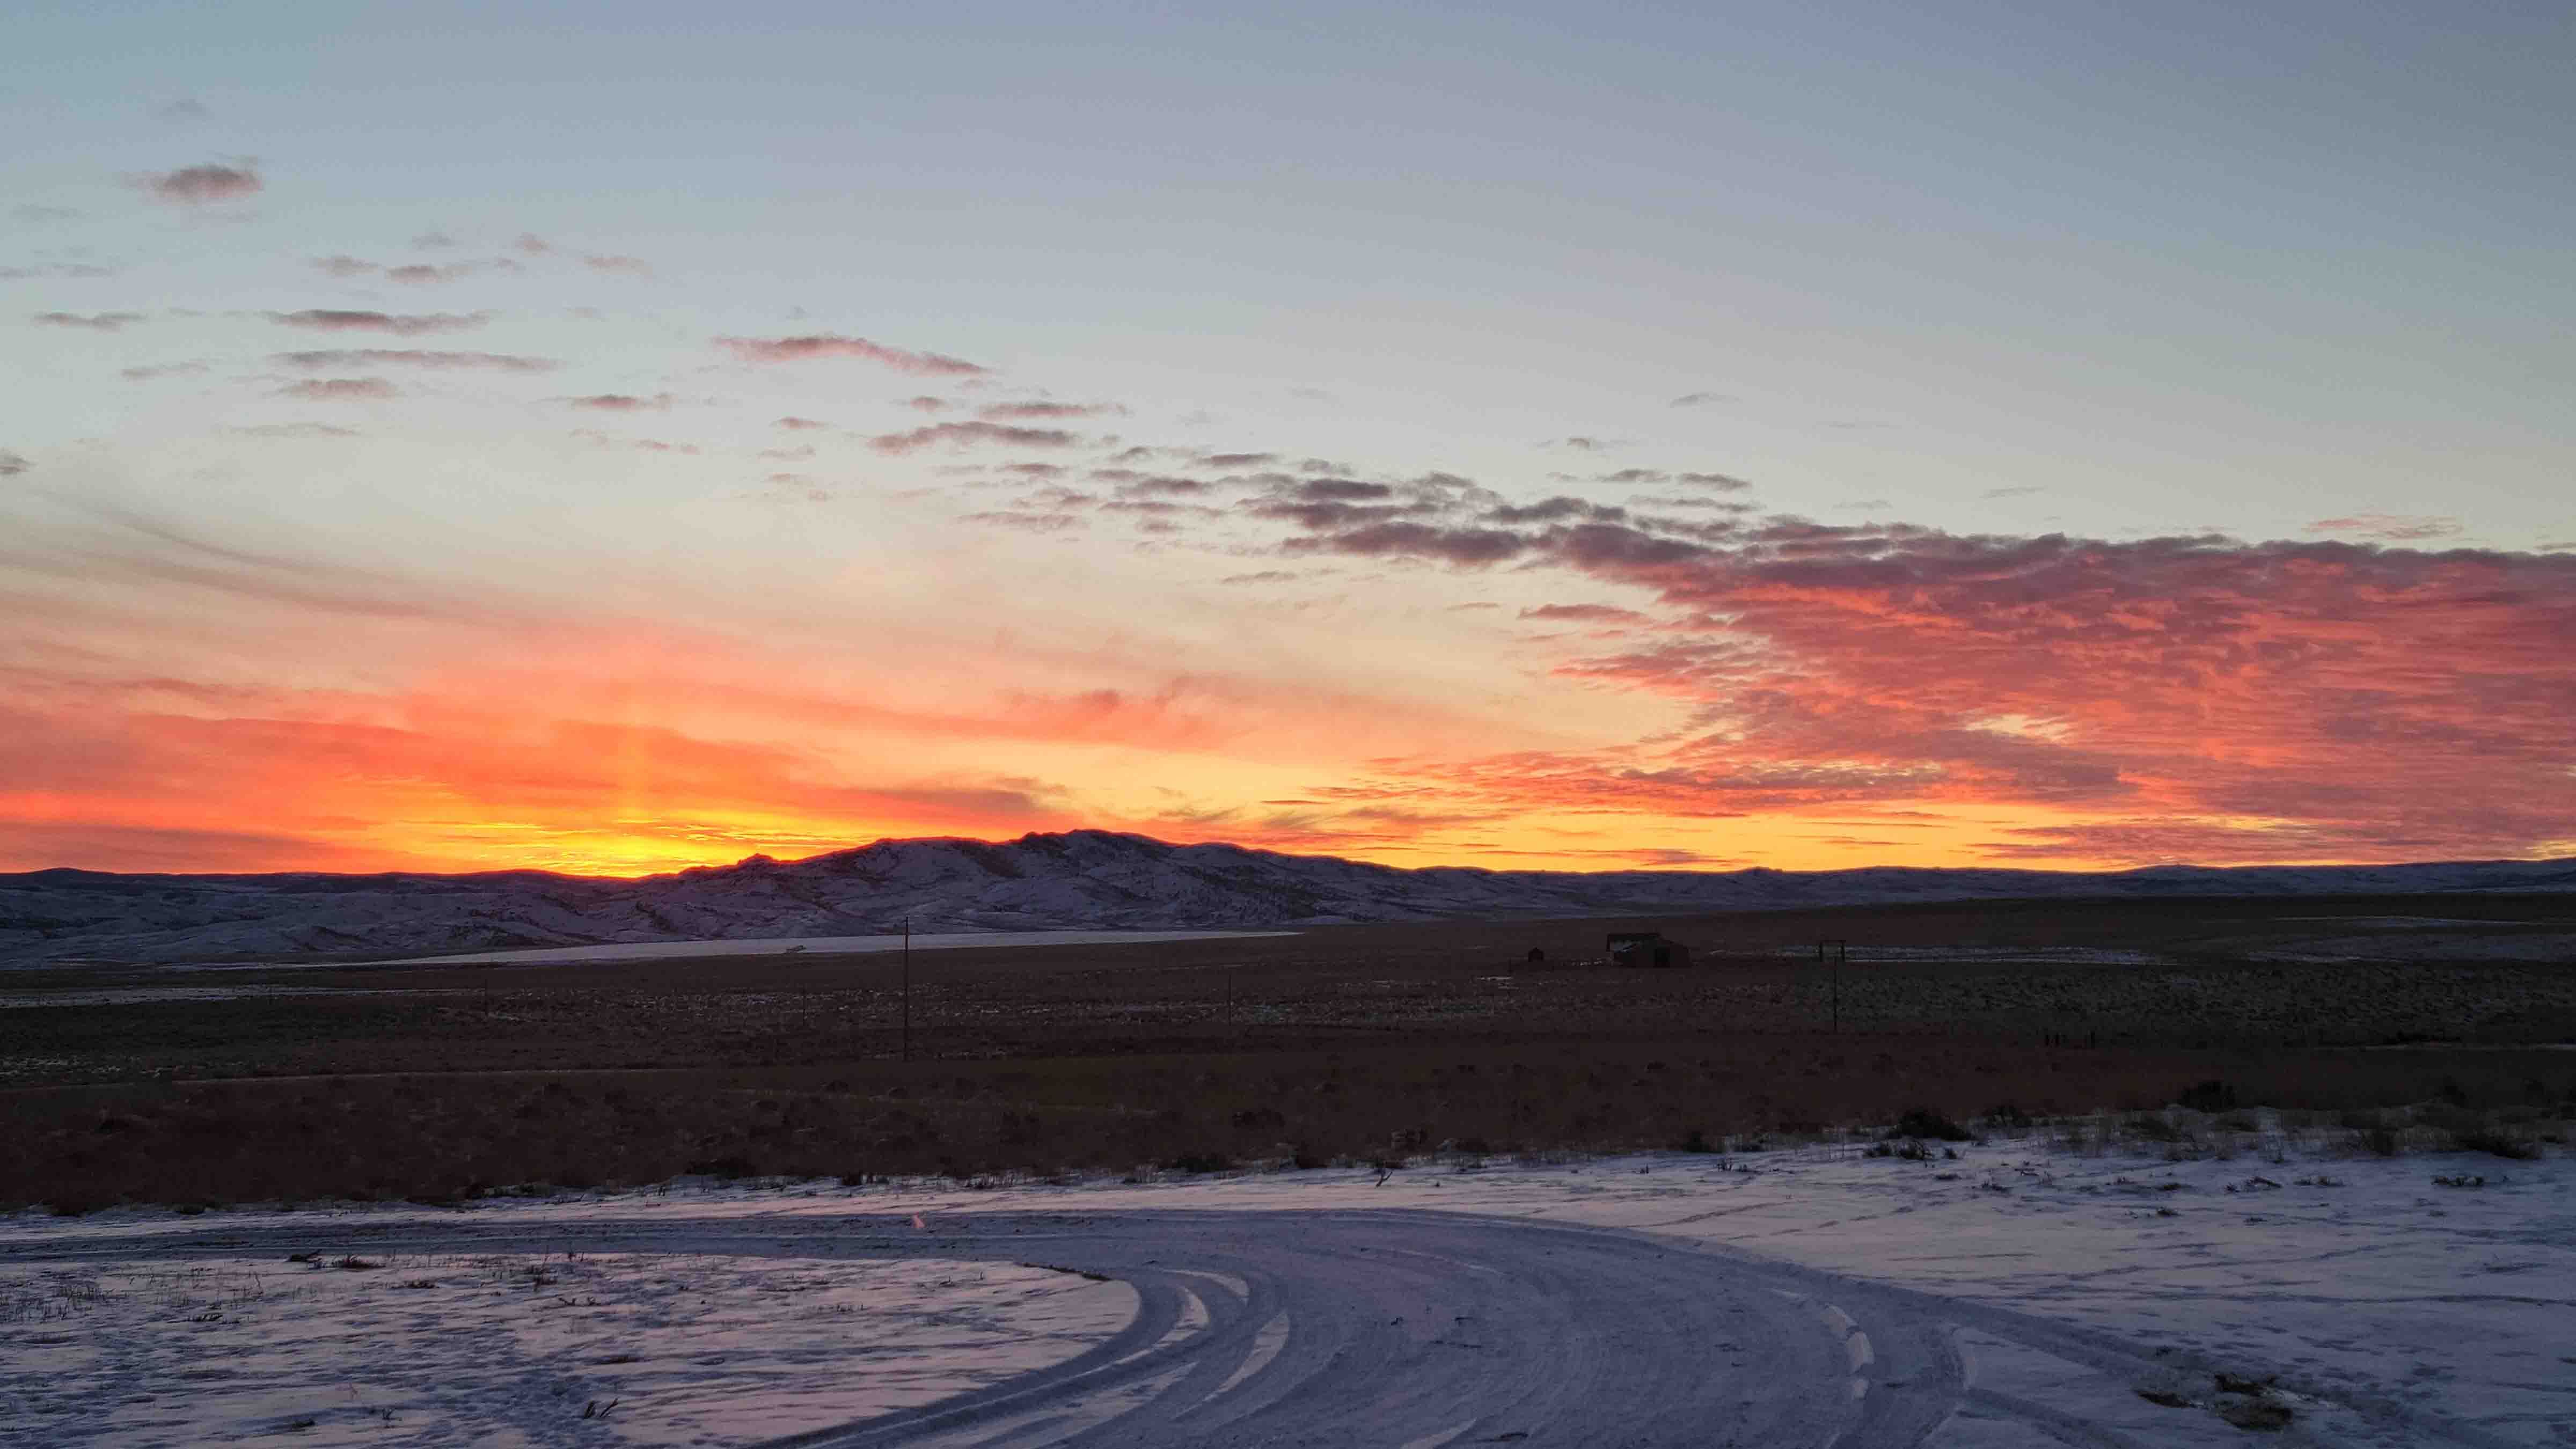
(3, 1), (2572, 877)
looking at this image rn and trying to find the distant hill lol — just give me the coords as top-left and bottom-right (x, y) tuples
(4, 829), (2572, 965)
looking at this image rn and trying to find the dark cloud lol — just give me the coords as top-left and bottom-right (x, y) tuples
(1201, 452), (1278, 469)
(1484, 496), (1623, 526)
(1543, 436), (1622, 451)
(276, 378), (397, 400)
(0, 450), (28, 477)
(155, 98), (210, 122)
(716, 334), (987, 375)
(33, 311), (145, 331)
(1669, 392), (1731, 407)
(1111, 475), (1214, 496)
(274, 349), (558, 372)
(1283, 521), (1529, 566)
(266, 310), (489, 335)
(869, 421), (1078, 454)
(1673, 472), (1753, 492)
(141, 162), (261, 205)
(1220, 570), (1299, 586)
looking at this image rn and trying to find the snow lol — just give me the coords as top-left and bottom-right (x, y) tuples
(9, 830), (2570, 965)
(366, 930), (1299, 969)
(6, 1131), (2569, 1445)
(2, 1248), (1132, 1446)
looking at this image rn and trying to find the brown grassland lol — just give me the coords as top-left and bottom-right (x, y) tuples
(4, 893), (2572, 1212)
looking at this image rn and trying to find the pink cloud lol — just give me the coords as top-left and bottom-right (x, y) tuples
(582, 254), (651, 275)
(774, 416), (829, 430)
(716, 334), (987, 375)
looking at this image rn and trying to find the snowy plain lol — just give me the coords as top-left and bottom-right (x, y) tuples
(5, 1128), (2569, 1447)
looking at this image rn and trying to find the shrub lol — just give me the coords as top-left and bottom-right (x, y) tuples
(2176, 1080), (2237, 1113)
(1888, 1108), (1971, 1142)
(1168, 1151), (1231, 1174)
(2454, 1129), (2539, 1161)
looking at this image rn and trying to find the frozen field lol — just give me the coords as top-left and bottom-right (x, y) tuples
(5, 1132), (2570, 1446)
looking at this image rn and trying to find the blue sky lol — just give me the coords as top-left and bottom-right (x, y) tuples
(4, 3), (2572, 874)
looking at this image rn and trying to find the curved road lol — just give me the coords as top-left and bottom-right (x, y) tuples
(6, 1208), (2521, 1448)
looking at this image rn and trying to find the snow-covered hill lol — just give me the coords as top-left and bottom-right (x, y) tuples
(4, 830), (2572, 965)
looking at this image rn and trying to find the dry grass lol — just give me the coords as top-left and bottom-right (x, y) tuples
(5, 1037), (2568, 1213)
(6, 895), (2570, 1211)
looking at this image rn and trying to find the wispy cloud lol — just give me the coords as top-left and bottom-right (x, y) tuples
(33, 312), (145, 331)
(276, 378), (398, 400)
(140, 162), (261, 205)
(121, 361), (209, 381)
(869, 421), (1079, 453)
(977, 400), (1125, 420)
(716, 334), (987, 375)
(230, 422), (360, 438)
(275, 349), (558, 372)
(564, 393), (674, 411)
(2307, 514), (2463, 541)
(266, 310), (490, 335)
(774, 416), (829, 430)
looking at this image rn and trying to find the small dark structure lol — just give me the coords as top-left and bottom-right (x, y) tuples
(1526, 946), (1547, 964)
(1606, 931), (1691, 968)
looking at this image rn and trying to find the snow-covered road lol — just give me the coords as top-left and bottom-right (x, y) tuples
(6, 1140), (2569, 1446)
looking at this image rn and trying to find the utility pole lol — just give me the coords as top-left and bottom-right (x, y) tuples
(901, 917), (911, 1063)
(1819, 939), (1849, 1034)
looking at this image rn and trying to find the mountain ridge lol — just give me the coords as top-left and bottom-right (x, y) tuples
(5, 829), (2573, 965)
